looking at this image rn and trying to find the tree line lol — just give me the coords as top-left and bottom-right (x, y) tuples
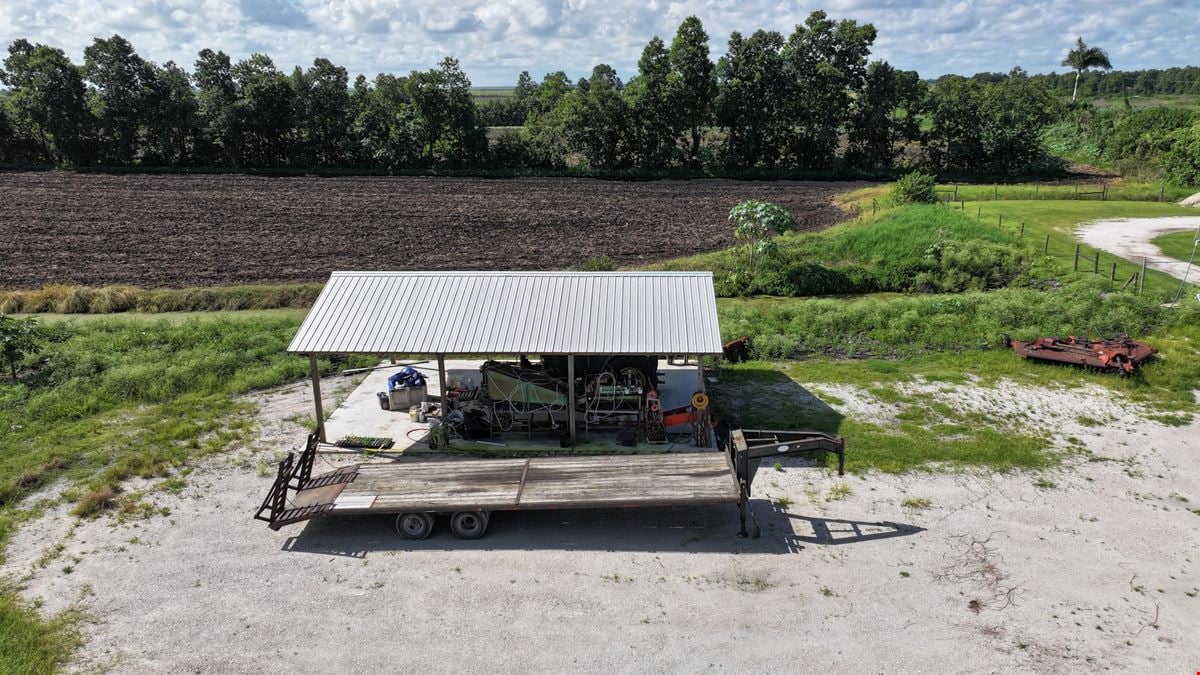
(957, 66), (1200, 99)
(0, 12), (1063, 176)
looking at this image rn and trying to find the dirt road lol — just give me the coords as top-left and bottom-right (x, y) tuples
(1077, 216), (1199, 282)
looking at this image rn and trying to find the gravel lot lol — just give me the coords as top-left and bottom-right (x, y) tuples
(4, 377), (1199, 672)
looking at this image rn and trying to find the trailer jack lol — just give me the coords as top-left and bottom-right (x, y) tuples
(728, 428), (846, 538)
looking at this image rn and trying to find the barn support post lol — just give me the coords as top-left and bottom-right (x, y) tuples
(567, 354), (577, 445)
(437, 354), (448, 423)
(309, 354), (326, 443)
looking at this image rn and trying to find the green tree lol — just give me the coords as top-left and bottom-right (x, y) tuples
(0, 315), (43, 382)
(520, 71), (575, 167)
(193, 48), (239, 164)
(561, 64), (632, 169)
(293, 57), (350, 165)
(669, 16), (716, 165)
(83, 34), (155, 164)
(142, 61), (198, 165)
(715, 30), (788, 168)
(781, 11), (877, 169)
(1, 39), (93, 164)
(625, 37), (679, 168)
(350, 73), (422, 168)
(845, 61), (925, 169)
(404, 57), (484, 165)
(231, 53), (295, 166)
(1062, 37), (1112, 102)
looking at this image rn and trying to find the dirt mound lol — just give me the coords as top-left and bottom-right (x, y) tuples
(1179, 191), (1200, 207)
(0, 172), (864, 288)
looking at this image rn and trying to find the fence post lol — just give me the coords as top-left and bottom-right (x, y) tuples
(1159, 186), (1165, 202)
(1093, 251), (1099, 274)
(993, 185), (998, 200)
(1110, 262), (1117, 281)
(1044, 234), (1050, 254)
(1019, 223), (1024, 238)
(1102, 184), (1108, 201)
(960, 200), (965, 211)
(1074, 244), (1080, 271)
(1139, 257), (1147, 294)
(1035, 184), (1040, 198)
(872, 198), (877, 214)
(977, 205), (982, 218)
(998, 214), (1003, 227)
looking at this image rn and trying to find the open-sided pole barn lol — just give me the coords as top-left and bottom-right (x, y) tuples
(258, 270), (846, 539)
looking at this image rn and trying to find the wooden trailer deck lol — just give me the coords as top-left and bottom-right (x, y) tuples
(289, 453), (740, 521)
(258, 431), (846, 537)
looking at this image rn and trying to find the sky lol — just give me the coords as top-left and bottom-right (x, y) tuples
(1, 0), (1198, 85)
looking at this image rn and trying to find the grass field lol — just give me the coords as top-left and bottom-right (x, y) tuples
(1151, 228), (1200, 262)
(1092, 94), (1200, 111)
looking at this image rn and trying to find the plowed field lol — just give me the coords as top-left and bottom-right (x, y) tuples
(0, 172), (862, 288)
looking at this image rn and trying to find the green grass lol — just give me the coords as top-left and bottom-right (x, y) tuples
(0, 313), (371, 671)
(943, 182), (1192, 203)
(1151, 229), (1199, 262)
(709, 312), (1199, 474)
(950, 199), (1194, 299)
(0, 588), (82, 674)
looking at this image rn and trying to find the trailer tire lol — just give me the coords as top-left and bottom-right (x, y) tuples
(450, 511), (489, 539)
(396, 512), (434, 540)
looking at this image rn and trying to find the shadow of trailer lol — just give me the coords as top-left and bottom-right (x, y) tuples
(255, 429), (845, 540)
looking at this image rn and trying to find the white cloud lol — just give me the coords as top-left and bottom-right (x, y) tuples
(0, 0), (1195, 85)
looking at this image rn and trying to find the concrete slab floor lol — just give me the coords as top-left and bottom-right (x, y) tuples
(321, 358), (710, 455)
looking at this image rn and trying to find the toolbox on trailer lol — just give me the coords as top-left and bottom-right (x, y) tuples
(255, 429), (844, 539)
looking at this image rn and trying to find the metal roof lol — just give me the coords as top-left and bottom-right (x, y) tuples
(287, 271), (724, 355)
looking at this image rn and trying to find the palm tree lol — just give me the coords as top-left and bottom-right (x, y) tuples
(1062, 37), (1112, 102)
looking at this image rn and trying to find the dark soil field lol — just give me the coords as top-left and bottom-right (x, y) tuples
(0, 172), (863, 288)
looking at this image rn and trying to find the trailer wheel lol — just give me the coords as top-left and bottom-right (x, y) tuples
(395, 512), (434, 540)
(450, 511), (489, 539)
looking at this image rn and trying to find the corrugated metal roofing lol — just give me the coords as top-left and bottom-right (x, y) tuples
(287, 271), (724, 355)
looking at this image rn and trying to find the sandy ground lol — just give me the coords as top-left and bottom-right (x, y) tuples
(1077, 216), (1199, 281)
(4, 376), (1200, 673)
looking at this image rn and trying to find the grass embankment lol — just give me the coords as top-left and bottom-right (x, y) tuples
(0, 313), (370, 672)
(656, 204), (1030, 296)
(1151, 229), (1199, 263)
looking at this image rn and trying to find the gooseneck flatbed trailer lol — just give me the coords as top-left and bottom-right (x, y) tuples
(255, 429), (844, 539)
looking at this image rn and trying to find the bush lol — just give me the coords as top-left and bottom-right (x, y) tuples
(573, 255), (617, 271)
(889, 171), (938, 204)
(1162, 122), (1200, 186)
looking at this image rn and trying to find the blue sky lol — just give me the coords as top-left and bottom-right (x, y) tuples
(1, 0), (1197, 85)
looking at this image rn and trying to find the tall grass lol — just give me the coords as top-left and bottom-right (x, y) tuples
(0, 284), (323, 315)
(717, 278), (1180, 358)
